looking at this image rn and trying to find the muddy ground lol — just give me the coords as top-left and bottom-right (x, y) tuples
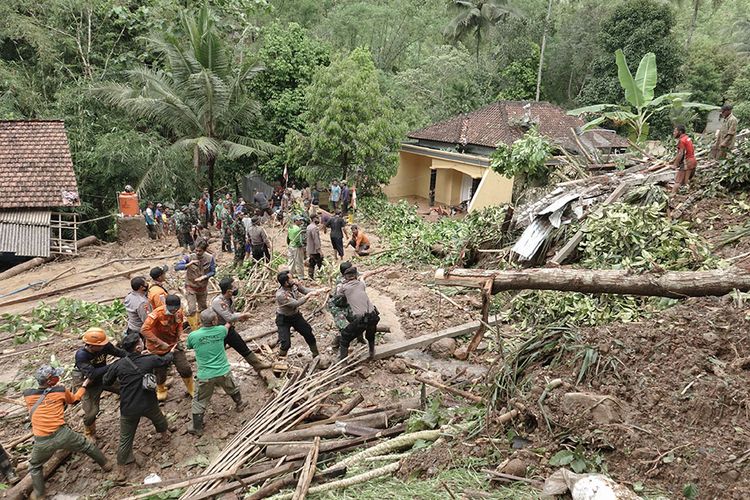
(1, 194), (750, 498)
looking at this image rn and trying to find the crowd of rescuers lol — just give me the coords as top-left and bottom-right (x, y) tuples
(22, 243), (379, 498)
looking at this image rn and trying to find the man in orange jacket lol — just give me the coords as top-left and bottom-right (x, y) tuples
(141, 295), (194, 401)
(24, 365), (112, 499)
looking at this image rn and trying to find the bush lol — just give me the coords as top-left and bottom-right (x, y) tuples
(489, 126), (552, 182)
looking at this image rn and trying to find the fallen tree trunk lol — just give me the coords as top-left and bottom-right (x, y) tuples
(5, 450), (71, 500)
(0, 236), (98, 282)
(435, 267), (750, 299)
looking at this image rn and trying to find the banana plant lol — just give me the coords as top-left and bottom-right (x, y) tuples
(568, 49), (717, 142)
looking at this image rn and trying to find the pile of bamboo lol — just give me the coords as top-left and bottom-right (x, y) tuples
(181, 355), (365, 498)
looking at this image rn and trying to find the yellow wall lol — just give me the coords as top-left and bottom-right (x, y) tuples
(468, 169), (514, 212)
(383, 151), (431, 199)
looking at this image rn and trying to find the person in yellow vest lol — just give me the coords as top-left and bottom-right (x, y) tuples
(174, 239), (216, 331)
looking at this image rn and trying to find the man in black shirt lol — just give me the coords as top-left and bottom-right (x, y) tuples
(324, 210), (349, 261)
(73, 327), (127, 439)
(103, 333), (173, 479)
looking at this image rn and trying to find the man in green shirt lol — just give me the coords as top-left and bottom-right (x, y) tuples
(287, 217), (305, 278)
(186, 309), (246, 436)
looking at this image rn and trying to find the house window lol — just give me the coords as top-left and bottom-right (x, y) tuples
(471, 177), (481, 198)
(429, 169), (437, 206)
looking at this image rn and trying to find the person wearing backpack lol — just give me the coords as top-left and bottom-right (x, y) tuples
(24, 365), (112, 499)
(103, 332), (174, 481)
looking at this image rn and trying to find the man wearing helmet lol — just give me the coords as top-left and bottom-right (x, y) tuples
(24, 365), (112, 499)
(73, 328), (127, 439)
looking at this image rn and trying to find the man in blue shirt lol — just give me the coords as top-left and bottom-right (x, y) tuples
(329, 181), (341, 211)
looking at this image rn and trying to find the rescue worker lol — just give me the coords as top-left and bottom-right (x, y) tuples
(186, 309), (246, 436)
(211, 277), (271, 376)
(174, 238), (216, 331)
(24, 365), (111, 499)
(72, 328), (127, 439)
(140, 295), (194, 401)
(103, 333), (173, 480)
(222, 201), (234, 253)
(335, 266), (380, 360)
(231, 212), (246, 266)
(306, 215), (323, 280)
(327, 261), (364, 349)
(124, 276), (151, 337)
(247, 216), (271, 262)
(287, 217), (305, 278)
(275, 271), (326, 361)
(148, 265), (169, 310)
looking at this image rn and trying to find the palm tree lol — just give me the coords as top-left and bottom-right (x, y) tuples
(95, 4), (276, 205)
(444, 0), (512, 64)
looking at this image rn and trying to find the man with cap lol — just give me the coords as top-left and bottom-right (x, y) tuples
(103, 332), (173, 479)
(148, 265), (169, 310)
(72, 328), (127, 439)
(306, 215), (323, 280)
(713, 103), (739, 160)
(25, 365), (111, 498)
(140, 294), (194, 401)
(124, 276), (151, 337)
(275, 271), (326, 361)
(186, 309), (247, 435)
(212, 276), (271, 375)
(174, 238), (216, 331)
(247, 216), (271, 262)
(287, 217), (305, 278)
(334, 266), (380, 360)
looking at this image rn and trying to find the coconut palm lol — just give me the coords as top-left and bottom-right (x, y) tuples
(94, 4), (276, 204)
(444, 0), (512, 64)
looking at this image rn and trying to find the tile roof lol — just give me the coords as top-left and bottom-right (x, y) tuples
(0, 120), (80, 209)
(407, 101), (629, 151)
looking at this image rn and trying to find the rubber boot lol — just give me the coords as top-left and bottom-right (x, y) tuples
(156, 384), (168, 402)
(231, 392), (247, 412)
(244, 352), (271, 371)
(30, 470), (45, 499)
(84, 422), (96, 440)
(182, 377), (195, 398)
(188, 413), (204, 436)
(187, 313), (200, 332)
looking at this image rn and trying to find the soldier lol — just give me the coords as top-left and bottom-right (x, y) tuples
(231, 212), (246, 266)
(222, 201), (234, 253)
(175, 206), (194, 251)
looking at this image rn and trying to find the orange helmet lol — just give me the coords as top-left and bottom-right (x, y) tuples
(82, 327), (109, 346)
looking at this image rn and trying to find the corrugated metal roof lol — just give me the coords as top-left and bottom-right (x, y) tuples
(0, 210), (51, 257)
(512, 218), (553, 261)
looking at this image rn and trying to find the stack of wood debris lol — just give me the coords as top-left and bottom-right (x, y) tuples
(509, 147), (717, 264)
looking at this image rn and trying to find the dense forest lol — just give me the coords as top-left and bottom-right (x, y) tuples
(1, 0), (748, 227)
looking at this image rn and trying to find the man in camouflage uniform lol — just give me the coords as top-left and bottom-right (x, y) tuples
(327, 261), (364, 348)
(222, 202), (233, 253)
(174, 206), (194, 250)
(231, 213), (246, 266)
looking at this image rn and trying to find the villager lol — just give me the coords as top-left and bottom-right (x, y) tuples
(144, 202), (157, 240)
(306, 216), (323, 280)
(324, 210), (348, 261)
(334, 266), (380, 360)
(329, 180), (341, 210)
(348, 225), (371, 256)
(140, 295), (194, 401)
(102, 333), (172, 479)
(672, 124), (697, 194)
(25, 365), (111, 499)
(174, 239), (216, 331)
(254, 188), (272, 217)
(186, 309), (247, 436)
(287, 217), (305, 278)
(124, 276), (151, 337)
(341, 180), (350, 215)
(712, 103), (738, 160)
(72, 327), (127, 439)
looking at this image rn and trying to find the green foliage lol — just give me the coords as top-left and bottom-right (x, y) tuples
(707, 137), (750, 195)
(0, 298), (126, 344)
(444, 0), (512, 63)
(292, 48), (403, 191)
(489, 126), (552, 180)
(360, 198), (510, 266)
(579, 0), (685, 108)
(581, 202), (718, 271)
(683, 482), (699, 499)
(549, 446), (606, 474)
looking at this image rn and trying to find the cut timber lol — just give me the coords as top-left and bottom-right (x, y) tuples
(415, 375), (484, 403)
(0, 236), (98, 281)
(5, 450), (71, 500)
(258, 413), (389, 443)
(465, 278), (494, 354)
(331, 393), (364, 418)
(435, 267), (750, 299)
(0, 264), (150, 308)
(373, 315), (502, 360)
(292, 436), (320, 500)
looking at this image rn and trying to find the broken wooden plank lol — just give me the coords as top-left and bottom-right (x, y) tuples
(292, 436), (320, 500)
(372, 315), (502, 360)
(466, 278), (494, 354)
(415, 375), (484, 403)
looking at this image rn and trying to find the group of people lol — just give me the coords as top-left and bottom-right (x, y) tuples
(23, 233), (381, 498)
(671, 103), (738, 193)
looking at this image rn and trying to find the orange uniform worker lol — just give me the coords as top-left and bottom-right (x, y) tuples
(141, 294), (194, 401)
(148, 265), (169, 310)
(24, 365), (111, 499)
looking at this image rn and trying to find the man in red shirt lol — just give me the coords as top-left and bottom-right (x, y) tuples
(672, 124), (697, 194)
